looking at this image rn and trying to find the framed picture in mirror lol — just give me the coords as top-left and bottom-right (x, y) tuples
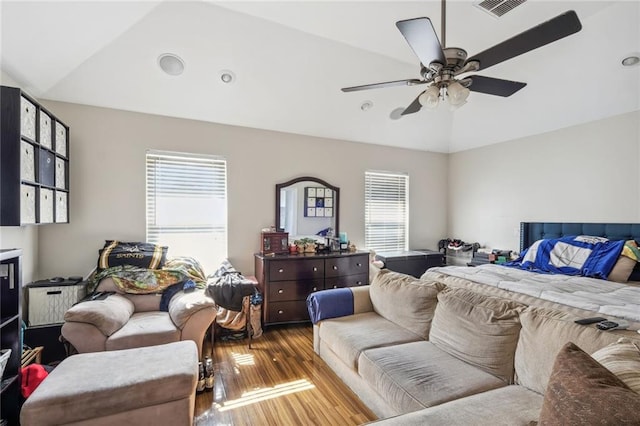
(304, 187), (333, 217)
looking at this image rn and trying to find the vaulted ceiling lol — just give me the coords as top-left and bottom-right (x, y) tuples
(2, 1), (639, 153)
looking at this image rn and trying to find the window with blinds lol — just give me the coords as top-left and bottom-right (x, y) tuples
(365, 171), (409, 252)
(146, 150), (227, 273)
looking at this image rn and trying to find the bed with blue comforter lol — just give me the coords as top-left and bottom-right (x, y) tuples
(420, 222), (640, 323)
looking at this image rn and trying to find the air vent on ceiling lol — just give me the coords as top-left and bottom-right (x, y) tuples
(474, 0), (527, 18)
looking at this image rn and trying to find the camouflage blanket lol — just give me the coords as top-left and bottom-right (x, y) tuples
(87, 256), (208, 294)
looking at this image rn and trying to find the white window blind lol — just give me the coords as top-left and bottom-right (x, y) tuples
(365, 171), (409, 252)
(146, 150), (227, 273)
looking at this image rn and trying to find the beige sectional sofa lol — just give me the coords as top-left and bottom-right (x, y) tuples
(312, 269), (640, 424)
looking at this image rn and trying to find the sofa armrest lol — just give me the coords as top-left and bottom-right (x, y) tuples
(307, 286), (373, 324)
(63, 294), (134, 336)
(169, 289), (216, 329)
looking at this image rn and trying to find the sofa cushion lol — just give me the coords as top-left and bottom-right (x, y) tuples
(63, 294), (134, 336)
(369, 269), (443, 339)
(367, 385), (543, 426)
(106, 312), (180, 351)
(318, 312), (422, 369)
(514, 306), (639, 394)
(537, 342), (640, 425)
(429, 288), (525, 383)
(358, 341), (506, 414)
(591, 337), (640, 393)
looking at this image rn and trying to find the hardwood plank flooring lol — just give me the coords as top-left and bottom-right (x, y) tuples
(195, 324), (377, 426)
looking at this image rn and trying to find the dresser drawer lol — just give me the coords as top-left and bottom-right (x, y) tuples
(325, 273), (368, 289)
(268, 279), (322, 302)
(268, 259), (324, 281)
(325, 254), (368, 278)
(267, 301), (310, 323)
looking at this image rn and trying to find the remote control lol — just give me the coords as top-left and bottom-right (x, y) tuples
(574, 317), (607, 325)
(596, 320), (629, 331)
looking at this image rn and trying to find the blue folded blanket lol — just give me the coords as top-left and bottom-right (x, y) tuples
(307, 288), (354, 324)
(506, 235), (624, 279)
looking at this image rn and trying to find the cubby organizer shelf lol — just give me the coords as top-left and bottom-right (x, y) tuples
(1, 86), (70, 226)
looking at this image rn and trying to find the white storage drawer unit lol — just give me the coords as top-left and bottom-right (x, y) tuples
(27, 280), (86, 326)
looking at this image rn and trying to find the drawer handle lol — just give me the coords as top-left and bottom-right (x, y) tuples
(278, 310), (284, 314)
(47, 290), (62, 295)
(278, 289), (284, 294)
(356, 281), (362, 285)
(312, 287), (317, 291)
(356, 263), (362, 267)
(278, 268), (284, 273)
(333, 285), (337, 289)
(333, 266), (338, 270)
(313, 267), (317, 272)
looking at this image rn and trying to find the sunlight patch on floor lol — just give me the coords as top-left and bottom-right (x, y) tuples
(231, 351), (255, 366)
(215, 379), (315, 412)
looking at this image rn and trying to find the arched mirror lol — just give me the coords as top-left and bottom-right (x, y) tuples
(276, 176), (339, 241)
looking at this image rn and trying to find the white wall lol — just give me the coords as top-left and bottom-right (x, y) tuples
(448, 111), (640, 252)
(0, 70), (39, 284)
(36, 101), (448, 277)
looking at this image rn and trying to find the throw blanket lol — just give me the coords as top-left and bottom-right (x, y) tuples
(506, 235), (624, 279)
(307, 288), (353, 324)
(87, 256), (208, 293)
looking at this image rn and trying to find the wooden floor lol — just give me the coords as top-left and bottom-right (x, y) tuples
(195, 324), (377, 426)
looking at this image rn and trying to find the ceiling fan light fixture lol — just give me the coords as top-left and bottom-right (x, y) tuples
(418, 85), (440, 109)
(447, 81), (470, 106)
(158, 53), (184, 76)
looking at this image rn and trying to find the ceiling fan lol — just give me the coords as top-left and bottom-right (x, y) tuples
(342, 1), (582, 115)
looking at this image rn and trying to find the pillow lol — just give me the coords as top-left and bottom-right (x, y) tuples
(608, 256), (636, 283)
(608, 240), (640, 283)
(515, 306), (627, 394)
(97, 240), (168, 271)
(592, 337), (640, 393)
(538, 342), (640, 425)
(369, 269), (443, 339)
(429, 287), (525, 383)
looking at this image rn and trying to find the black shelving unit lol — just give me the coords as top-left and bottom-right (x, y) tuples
(1, 86), (70, 226)
(1, 249), (22, 425)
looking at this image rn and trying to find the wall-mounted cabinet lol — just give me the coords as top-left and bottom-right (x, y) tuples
(1, 86), (69, 226)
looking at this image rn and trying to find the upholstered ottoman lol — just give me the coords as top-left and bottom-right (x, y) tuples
(20, 341), (198, 426)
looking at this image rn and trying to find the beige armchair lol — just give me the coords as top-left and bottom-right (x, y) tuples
(61, 277), (216, 359)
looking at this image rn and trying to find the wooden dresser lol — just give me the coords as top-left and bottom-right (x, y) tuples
(254, 251), (369, 326)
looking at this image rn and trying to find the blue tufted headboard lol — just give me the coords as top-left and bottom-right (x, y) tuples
(519, 222), (640, 252)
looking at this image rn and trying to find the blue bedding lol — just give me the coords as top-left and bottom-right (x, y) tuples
(506, 235), (624, 279)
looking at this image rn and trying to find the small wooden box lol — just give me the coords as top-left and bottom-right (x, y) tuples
(261, 232), (289, 255)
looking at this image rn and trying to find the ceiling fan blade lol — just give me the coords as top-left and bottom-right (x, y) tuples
(341, 79), (425, 92)
(396, 17), (446, 67)
(467, 75), (526, 97)
(467, 10), (582, 71)
(401, 95), (423, 116)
